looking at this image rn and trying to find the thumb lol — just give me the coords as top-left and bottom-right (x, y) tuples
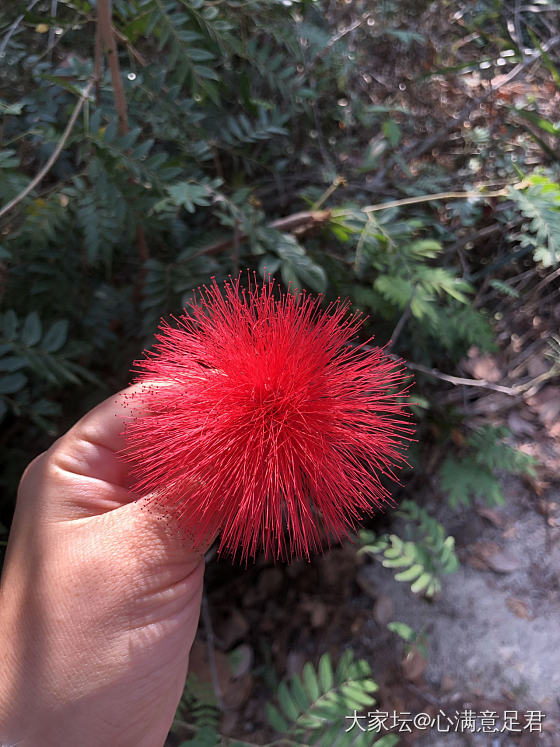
(16, 381), (206, 593)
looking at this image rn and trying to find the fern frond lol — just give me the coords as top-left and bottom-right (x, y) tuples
(439, 425), (537, 508)
(509, 174), (560, 267)
(440, 456), (504, 508)
(359, 500), (458, 597)
(267, 651), (381, 746)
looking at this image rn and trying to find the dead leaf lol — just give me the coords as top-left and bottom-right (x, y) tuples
(373, 595), (394, 625)
(450, 428), (466, 446)
(470, 542), (520, 573)
(300, 598), (328, 628)
(522, 473), (548, 496)
(440, 675), (455, 692)
(537, 499), (555, 517)
(506, 597), (532, 620)
(356, 567), (377, 599)
(351, 615), (365, 635)
(507, 410), (536, 437)
(214, 608), (249, 650)
(189, 639), (254, 710)
(463, 348), (503, 382)
(527, 386), (560, 427)
(402, 645), (427, 682)
(527, 355), (549, 378)
(486, 551), (521, 574)
(229, 644), (253, 678)
(470, 541), (500, 561)
(476, 507), (505, 527)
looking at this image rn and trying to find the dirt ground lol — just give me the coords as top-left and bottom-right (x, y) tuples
(359, 464), (560, 745)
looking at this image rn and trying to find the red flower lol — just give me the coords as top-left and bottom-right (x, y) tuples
(123, 275), (413, 561)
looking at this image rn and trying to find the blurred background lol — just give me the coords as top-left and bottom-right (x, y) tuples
(0, 0), (559, 744)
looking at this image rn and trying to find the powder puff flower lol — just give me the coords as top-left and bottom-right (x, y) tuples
(124, 275), (413, 561)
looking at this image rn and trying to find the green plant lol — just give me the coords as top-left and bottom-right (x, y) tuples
(508, 173), (560, 268)
(0, 310), (98, 433)
(439, 425), (538, 509)
(358, 499), (459, 597)
(173, 651), (395, 746)
(266, 651), (383, 746)
(387, 621), (428, 660)
(327, 205), (496, 360)
(175, 672), (222, 747)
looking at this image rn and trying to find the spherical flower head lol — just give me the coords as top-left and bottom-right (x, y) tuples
(123, 274), (413, 562)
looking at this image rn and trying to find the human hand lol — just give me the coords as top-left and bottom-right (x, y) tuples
(0, 386), (205, 747)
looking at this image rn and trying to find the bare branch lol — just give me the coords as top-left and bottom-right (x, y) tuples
(97, 0), (129, 135)
(193, 210), (332, 257)
(0, 80), (94, 220)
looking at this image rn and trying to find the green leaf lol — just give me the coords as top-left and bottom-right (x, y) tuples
(0, 356), (25, 372)
(277, 681), (300, 721)
(296, 261), (328, 293)
(0, 372), (28, 394)
(318, 653), (334, 692)
(41, 320), (69, 353)
(509, 175), (560, 267)
(290, 673), (311, 712)
(394, 563), (423, 582)
(375, 735), (399, 746)
(21, 312), (42, 346)
(382, 118), (401, 147)
(164, 181), (214, 213)
(266, 703), (289, 734)
(410, 572), (432, 594)
(303, 662), (320, 702)
(387, 621), (415, 642)
(2, 309), (18, 342)
(340, 683), (376, 707)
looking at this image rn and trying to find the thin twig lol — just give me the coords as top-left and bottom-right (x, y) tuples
(193, 182), (525, 260)
(357, 187), (516, 215)
(0, 80), (94, 220)
(96, 2), (149, 277)
(388, 295), (413, 351)
(47, 0), (59, 60)
(193, 210), (332, 258)
(532, 265), (560, 295)
(447, 222), (503, 254)
(232, 219), (240, 276)
(313, 176), (345, 210)
(94, 15), (103, 104)
(0, 0), (41, 59)
(113, 27), (149, 68)
(510, 0), (527, 63)
(405, 361), (520, 395)
(404, 359), (558, 397)
(201, 587), (224, 711)
(302, 15), (366, 79)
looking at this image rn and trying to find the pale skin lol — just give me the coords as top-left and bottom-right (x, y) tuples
(0, 386), (205, 746)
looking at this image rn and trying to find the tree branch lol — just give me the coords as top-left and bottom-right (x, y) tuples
(193, 210), (332, 257)
(191, 181), (527, 260)
(0, 80), (94, 221)
(97, 0), (129, 135)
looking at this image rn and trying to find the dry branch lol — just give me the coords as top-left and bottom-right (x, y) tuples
(0, 80), (94, 220)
